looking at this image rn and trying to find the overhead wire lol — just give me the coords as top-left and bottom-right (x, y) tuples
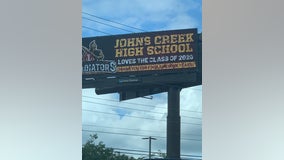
(82, 100), (202, 120)
(83, 124), (201, 137)
(82, 95), (202, 114)
(81, 12), (202, 159)
(82, 26), (111, 35)
(114, 151), (147, 156)
(112, 148), (202, 160)
(83, 95), (157, 108)
(82, 129), (201, 141)
(82, 16), (134, 33)
(82, 11), (147, 32)
(112, 148), (202, 158)
(83, 100), (163, 115)
(82, 109), (202, 126)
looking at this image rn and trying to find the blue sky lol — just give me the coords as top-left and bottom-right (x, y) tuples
(82, 0), (202, 159)
(82, 0), (202, 37)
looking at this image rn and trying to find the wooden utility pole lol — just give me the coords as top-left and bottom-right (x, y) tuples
(142, 136), (157, 160)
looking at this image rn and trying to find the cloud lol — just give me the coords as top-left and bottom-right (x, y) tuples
(82, 0), (202, 35)
(82, 85), (202, 157)
(82, 0), (202, 158)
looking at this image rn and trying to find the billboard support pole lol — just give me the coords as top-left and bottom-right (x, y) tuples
(167, 86), (181, 160)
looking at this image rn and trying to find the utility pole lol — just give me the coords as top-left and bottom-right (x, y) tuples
(142, 136), (157, 160)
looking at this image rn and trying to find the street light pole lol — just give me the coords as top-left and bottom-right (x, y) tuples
(142, 136), (157, 160)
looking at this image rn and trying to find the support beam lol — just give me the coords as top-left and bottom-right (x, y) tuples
(167, 86), (181, 160)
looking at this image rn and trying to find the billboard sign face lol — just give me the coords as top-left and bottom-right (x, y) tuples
(82, 28), (199, 78)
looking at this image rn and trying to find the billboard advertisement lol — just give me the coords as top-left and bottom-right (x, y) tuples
(82, 28), (199, 78)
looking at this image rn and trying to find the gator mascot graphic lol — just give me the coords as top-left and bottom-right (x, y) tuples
(82, 40), (104, 61)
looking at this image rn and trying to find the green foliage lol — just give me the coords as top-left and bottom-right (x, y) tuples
(82, 134), (143, 160)
(157, 150), (166, 158)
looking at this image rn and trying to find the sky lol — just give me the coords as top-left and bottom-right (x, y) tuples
(82, 0), (202, 159)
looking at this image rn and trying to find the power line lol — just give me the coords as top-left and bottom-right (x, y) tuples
(82, 16), (134, 33)
(82, 26), (111, 35)
(83, 124), (164, 134)
(114, 148), (158, 156)
(114, 148), (155, 153)
(83, 100), (164, 115)
(83, 129), (164, 139)
(82, 109), (202, 126)
(82, 129), (201, 141)
(82, 109), (163, 122)
(82, 11), (147, 32)
(83, 124), (201, 137)
(112, 148), (202, 158)
(82, 144), (202, 158)
(82, 95), (202, 114)
(82, 100), (201, 120)
(83, 95), (156, 108)
(114, 151), (147, 156)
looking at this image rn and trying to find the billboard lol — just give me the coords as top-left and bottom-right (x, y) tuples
(82, 28), (199, 79)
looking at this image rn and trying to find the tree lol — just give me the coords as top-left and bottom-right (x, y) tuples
(157, 150), (166, 158)
(82, 134), (143, 160)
